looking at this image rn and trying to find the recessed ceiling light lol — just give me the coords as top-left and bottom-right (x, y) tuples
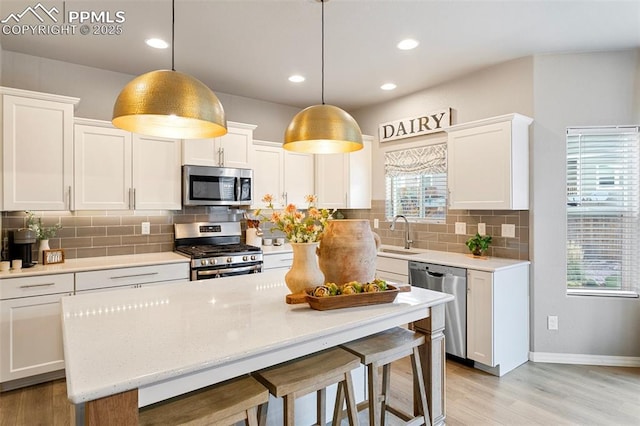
(146, 38), (169, 49)
(381, 83), (397, 91)
(288, 75), (305, 83)
(397, 39), (419, 50)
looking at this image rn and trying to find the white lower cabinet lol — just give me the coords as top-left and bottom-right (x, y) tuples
(466, 266), (529, 376)
(75, 263), (188, 293)
(0, 274), (74, 387)
(262, 251), (294, 271)
(375, 255), (409, 284)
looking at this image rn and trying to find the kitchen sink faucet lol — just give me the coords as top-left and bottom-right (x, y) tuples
(390, 215), (413, 249)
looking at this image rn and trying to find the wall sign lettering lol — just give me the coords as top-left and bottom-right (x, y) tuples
(378, 108), (451, 142)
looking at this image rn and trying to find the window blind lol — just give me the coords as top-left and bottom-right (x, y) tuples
(385, 144), (447, 222)
(566, 127), (640, 294)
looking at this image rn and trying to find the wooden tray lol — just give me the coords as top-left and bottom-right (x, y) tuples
(286, 285), (403, 310)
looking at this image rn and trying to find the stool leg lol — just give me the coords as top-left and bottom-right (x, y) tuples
(284, 394), (295, 426)
(257, 401), (269, 426)
(380, 363), (391, 426)
(411, 347), (431, 426)
(343, 372), (360, 426)
(367, 364), (381, 426)
(332, 381), (345, 425)
(317, 388), (327, 426)
(246, 406), (259, 426)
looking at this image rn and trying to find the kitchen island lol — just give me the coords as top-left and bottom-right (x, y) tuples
(61, 269), (453, 425)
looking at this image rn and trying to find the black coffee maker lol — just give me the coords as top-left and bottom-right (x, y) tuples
(9, 229), (36, 268)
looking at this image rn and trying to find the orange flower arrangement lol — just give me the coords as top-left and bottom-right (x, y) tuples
(255, 194), (333, 243)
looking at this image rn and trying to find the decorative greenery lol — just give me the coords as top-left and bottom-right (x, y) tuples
(255, 194), (334, 243)
(465, 233), (492, 256)
(25, 211), (62, 240)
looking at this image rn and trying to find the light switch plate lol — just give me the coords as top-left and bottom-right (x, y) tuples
(501, 223), (515, 238)
(548, 315), (558, 330)
(478, 223), (486, 235)
(141, 222), (151, 235)
(455, 222), (466, 235)
(373, 218), (379, 229)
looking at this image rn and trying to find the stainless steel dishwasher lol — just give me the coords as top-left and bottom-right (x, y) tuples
(409, 261), (467, 359)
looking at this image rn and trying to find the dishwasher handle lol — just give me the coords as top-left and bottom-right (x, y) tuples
(426, 271), (444, 278)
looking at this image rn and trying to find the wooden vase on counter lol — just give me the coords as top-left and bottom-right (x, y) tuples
(285, 242), (324, 294)
(317, 219), (381, 285)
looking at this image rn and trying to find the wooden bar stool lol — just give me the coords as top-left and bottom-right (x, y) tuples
(138, 375), (269, 426)
(252, 347), (361, 426)
(340, 327), (430, 426)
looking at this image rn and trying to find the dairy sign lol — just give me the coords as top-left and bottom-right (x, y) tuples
(378, 108), (450, 143)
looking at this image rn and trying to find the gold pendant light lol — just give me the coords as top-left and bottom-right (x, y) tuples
(112, 0), (226, 139)
(283, 0), (363, 153)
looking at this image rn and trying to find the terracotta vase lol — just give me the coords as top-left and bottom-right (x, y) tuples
(317, 219), (381, 285)
(285, 242), (325, 294)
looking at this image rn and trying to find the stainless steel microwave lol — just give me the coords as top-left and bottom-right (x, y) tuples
(182, 165), (253, 206)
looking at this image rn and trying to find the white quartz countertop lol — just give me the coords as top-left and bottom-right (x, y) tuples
(0, 252), (189, 278)
(377, 245), (529, 272)
(61, 269), (453, 405)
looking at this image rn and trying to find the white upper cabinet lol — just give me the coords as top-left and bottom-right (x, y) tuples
(74, 120), (132, 210)
(249, 140), (314, 209)
(182, 121), (256, 169)
(74, 118), (181, 210)
(132, 133), (182, 210)
(446, 113), (533, 210)
(315, 135), (372, 209)
(249, 140), (284, 209)
(2, 88), (79, 211)
(283, 149), (315, 207)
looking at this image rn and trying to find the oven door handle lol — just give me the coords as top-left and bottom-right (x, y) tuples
(197, 264), (261, 277)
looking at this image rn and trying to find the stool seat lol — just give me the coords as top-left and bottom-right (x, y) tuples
(253, 347), (360, 426)
(341, 327), (430, 426)
(139, 375), (268, 426)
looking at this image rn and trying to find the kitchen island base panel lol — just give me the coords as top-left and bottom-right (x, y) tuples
(84, 389), (137, 426)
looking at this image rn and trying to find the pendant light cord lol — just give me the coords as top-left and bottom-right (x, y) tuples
(171, 0), (175, 72)
(321, 0), (325, 105)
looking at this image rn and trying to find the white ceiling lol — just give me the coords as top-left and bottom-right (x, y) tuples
(1, 0), (639, 110)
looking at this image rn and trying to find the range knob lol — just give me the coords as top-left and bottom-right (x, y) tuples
(242, 255), (248, 261)
(250, 255), (256, 261)
(211, 258), (217, 265)
(200, 259), (208, 266)
(226, 257), (233, 263)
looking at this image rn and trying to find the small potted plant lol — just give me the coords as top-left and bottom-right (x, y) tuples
(465, 233), (492, 257)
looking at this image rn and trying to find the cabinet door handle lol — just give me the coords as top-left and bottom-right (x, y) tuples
(283, 192), (288, 205)
(128, 188), (133, 209)
(132, 188), (136, 209)
(20, 283), (55, 289)
(67, 186), (72, 211)
(110, 272), (159, 280)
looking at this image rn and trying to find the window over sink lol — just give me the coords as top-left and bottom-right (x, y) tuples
(384, 143), (447, 223)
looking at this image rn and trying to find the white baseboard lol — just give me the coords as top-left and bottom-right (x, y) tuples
(529, 351), (640, 367)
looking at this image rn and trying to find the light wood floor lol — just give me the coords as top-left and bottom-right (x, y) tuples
(1, 359), (639, 425)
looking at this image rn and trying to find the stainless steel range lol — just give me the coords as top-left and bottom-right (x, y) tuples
(174, 222), (263, 281)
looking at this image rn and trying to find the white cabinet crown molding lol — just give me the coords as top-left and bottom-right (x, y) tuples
(0, 86), (79, 106)
(444, 113), (533, 133)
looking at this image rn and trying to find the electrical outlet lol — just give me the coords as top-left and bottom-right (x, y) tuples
(501, 223), (516, 238)
(373, 218), (379, 229)
(141, 222), (151, 235)
(478, 223), (486, 235)
(547, 315), (558, 330)
(454, 222), (466, 235)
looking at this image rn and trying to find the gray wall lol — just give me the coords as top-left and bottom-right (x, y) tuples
(531, 50), (640, 356)
(0, 50), (298, 142)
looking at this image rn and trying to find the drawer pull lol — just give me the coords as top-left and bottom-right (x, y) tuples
(20, 283), (56, 289)
(110, 272), (159, 280)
